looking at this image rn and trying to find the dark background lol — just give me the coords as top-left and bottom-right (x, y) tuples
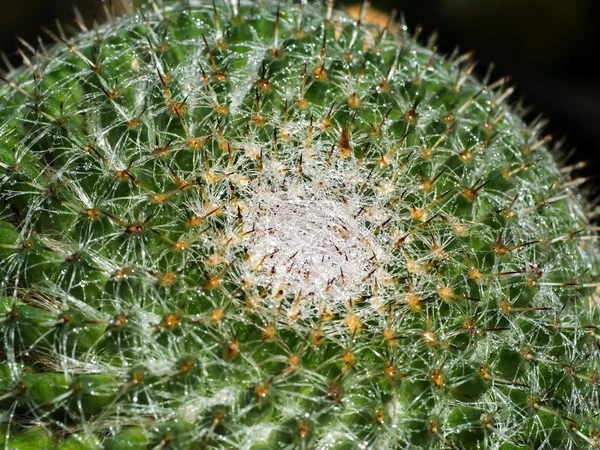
(1, 0), (599, 181)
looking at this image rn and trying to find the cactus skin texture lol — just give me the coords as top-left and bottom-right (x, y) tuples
(1, 0), (600, 448)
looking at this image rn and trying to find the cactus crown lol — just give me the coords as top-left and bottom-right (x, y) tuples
(1, 0), (599, 449)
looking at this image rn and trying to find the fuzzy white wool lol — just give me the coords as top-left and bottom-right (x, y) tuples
(239, 159), (388, 310)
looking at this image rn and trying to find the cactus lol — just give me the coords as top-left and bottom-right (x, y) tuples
(0, 0), (599, 448)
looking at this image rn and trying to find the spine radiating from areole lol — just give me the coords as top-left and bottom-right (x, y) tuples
(0, 0), (599, 449)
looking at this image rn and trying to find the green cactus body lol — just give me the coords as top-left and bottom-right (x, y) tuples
(0, 1), (599, 448)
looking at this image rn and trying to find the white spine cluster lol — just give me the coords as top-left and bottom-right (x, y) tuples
(239, 157), (389, 311)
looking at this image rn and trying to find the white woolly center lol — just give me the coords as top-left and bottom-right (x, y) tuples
(241, 175), (385, 308)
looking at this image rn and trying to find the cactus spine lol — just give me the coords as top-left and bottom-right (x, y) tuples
(0, 0), (599, 449)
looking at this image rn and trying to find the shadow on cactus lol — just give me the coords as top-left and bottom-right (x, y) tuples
(1, 0), (599, 448)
